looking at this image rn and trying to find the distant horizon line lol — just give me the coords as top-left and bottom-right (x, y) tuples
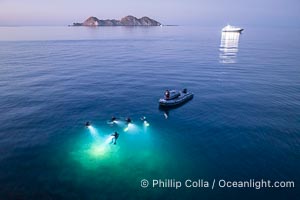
(0, 24), (180, 27)
(0, 24), (299, 29)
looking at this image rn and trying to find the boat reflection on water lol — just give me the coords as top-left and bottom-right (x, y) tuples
(158, 102), (192, 119)
(219, 31), (241, 64)
(159, 106), (170, 119)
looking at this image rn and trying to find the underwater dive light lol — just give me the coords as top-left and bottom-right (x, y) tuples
(144, 121), (150, 127)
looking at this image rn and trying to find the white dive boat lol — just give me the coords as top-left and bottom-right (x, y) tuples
(222, 25), (244, 33)
(159, 89), (193, 107)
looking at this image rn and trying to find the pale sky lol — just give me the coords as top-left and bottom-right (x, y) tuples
(0, 0), (299, 27)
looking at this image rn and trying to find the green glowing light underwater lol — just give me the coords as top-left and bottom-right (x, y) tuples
(70, 119), (152, 169)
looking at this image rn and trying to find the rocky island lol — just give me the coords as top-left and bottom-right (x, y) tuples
(73, 15), (162, 26)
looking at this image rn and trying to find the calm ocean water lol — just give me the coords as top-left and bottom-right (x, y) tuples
(0, 26), (299, 199)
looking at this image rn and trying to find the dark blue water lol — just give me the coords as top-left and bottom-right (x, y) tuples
(0, 26), (299, 199)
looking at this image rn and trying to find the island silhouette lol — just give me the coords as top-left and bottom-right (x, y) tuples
(73, 15), (161, 26)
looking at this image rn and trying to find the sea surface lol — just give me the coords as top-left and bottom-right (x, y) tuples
(0, 26), (299, 199)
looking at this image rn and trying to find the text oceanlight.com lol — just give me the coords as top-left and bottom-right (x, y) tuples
(140, 179), (295, 190)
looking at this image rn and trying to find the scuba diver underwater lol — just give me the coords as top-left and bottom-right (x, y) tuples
(111, 132), (119, 145)
(125, 117), (132, 124)
(107, 116), (118, 125)
(110, 116), (117, 122)
(85, 121), (91, 128)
